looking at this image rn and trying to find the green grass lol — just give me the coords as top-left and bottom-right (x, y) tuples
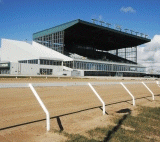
(54, 106), (160, 142)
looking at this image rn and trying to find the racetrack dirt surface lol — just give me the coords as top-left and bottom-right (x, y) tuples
(0, 77), (160, 142)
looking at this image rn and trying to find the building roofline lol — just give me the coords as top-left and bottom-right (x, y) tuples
(33, 19), (80, 38)
(33, 19), (150, 42)
(78, 19), (150, 42)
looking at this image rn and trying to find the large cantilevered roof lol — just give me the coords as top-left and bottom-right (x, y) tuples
(33, 19), (151, 51)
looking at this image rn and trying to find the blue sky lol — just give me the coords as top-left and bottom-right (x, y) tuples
(0, 0), (160, 46)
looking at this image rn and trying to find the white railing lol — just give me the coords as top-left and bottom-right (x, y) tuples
(29, 84), (50, 131)
(120, 82), (135, 106)
(88, 83), (106, 115)
(156, 81), (160, 87)
(142, 82), (154, 100)
(0, 81), (158, 88)
(0, 81), (159, 131)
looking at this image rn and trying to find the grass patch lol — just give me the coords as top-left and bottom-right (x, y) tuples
(65, 134), (98, 142)
(53, 106), (160, 142)
(87, 127), (111, 141)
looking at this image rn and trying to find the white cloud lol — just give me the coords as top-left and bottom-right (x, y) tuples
(120, 7), (136, 13)
(138, 35), (160, 74)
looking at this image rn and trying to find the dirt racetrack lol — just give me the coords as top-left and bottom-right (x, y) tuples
(0, 77), (160, 141)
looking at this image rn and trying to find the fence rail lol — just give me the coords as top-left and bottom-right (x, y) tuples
(0, 81), (157, 88)
(0, 81), (159, 131)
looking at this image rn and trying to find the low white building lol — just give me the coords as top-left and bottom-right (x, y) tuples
(0, 39), (74, 76)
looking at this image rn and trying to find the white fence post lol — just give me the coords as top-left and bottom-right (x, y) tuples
(120, 82), (135, 106)
(29, 83), (50, 131)
(142, 82), (154, 100)
(88, 83), (106, 115)
(156, 81), (160, 87)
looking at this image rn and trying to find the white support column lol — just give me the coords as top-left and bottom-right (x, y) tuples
(120, 82), (135, 106)
(88, 83), (106, 115)
(142, 82), (154, 100)
(29, 83), (50, 131)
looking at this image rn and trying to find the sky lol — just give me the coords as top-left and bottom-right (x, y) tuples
(0, 0), (160, 73)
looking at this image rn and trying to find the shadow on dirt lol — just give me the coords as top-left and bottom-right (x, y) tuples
(1, 94), (159, 131)
(56, 116), (64, 131)
(103, 108), (131, 142)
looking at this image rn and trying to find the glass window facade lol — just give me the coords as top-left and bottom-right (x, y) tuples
(40, 68), (53, 75)
(28, 59), (38, 64)
(72, 61), (114, 71)
(19, 60), (38, 64)
(34, 31), (64, 53)
(108, 47), (137, 63)
(63, 61), (73, 68)
(18, 60), (28, 63)
(0, 69), (10, 74)
(62, 60), (145, 73)
(19, 59), (62, 66)
(40, 59), (62, 66)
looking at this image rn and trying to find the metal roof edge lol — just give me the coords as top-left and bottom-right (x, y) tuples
(78, 19), (151, 42)
(33, 19), (80, 39)
(33, 19), (151, 43)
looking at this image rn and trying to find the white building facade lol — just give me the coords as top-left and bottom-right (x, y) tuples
(0, 38), (146, 77)
(0, 39), (74, 76)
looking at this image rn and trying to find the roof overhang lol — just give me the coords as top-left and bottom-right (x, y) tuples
(64, 20), (151, 51)
(33, 19), (151, 51)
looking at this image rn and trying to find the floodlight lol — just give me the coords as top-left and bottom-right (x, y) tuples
(91, 19), (98, 24)
(106, 23), (111, 28)
(140, 33), (144, 37)
(130, 30), (134, 34)
(145, 34), (148, 38)
(115, 25), (122, 31)
(135, 32), (139, 36)
(99, 21), (105, 26)
(124, 29), (129, 33)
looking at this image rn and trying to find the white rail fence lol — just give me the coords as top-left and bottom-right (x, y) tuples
(29, 84), (50, 131)
(142, 82), (154, 100)
(156, 81), (160, 87)
(88, 83), (106, 115)
(120, 82), (135, 106)
(0, 81), (159, 131)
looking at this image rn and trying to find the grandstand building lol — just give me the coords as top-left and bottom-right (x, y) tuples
(0, 19), (151, 77)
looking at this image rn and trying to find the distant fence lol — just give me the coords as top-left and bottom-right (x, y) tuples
(0, 81), (158, 88)
(0, 81), (159, 131)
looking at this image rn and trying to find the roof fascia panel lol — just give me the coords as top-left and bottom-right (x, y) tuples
(33, 19), (80, 39)
(78, 19), (150, 42)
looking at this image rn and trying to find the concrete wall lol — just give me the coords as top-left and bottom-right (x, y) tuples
(39, 64), (63, 76)
(71, 70), (84, 77)
(10, 62), (19, 75)
(63, 70), (71, 76)
(10, 62), (63, 76)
